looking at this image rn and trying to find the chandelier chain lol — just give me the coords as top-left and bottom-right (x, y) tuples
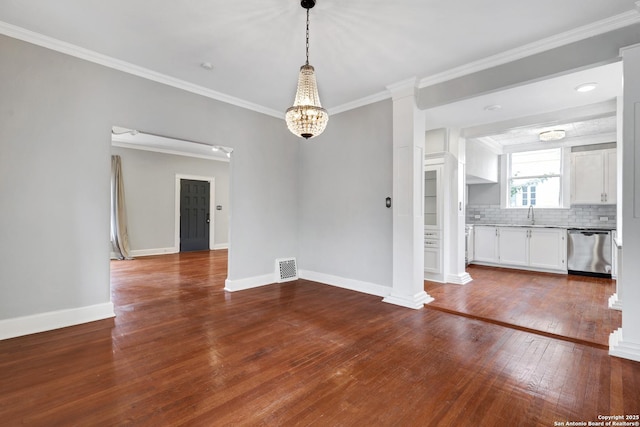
(305, 7), (310, 65)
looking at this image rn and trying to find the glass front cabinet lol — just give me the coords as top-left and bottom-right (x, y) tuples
(424, 164), (443, 277)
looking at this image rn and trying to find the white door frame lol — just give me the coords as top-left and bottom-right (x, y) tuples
(175, 174), (216, 251)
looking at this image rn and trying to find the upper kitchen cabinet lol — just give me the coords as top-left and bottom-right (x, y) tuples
(466, 140), (499, 184)
(570, 148), (616, 205)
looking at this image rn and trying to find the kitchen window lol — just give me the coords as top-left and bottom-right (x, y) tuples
(502, 148), (570, 209)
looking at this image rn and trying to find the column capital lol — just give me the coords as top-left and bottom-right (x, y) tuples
(386, 77), (418, 101)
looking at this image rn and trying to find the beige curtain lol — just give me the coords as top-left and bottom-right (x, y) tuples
(110, 155), (132, 260)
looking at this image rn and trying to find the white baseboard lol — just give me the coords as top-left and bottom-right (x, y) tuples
(130, 247), (179, 257)
(0, 302), (115, 340)
(298, 269), (391, 298)
(609, 328), (640, 362)
(213, 243), (229, 250)
(470, 262), (568, 275)
(446, 272), (473, 285)
(424, 272), (445, 283)
(224, 274), (274, 292)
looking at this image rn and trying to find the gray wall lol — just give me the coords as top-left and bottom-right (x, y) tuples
(467, 182), (501, 205)
(0, 35), (297, 320)
(111, 147), (230, 251)
(298, 100), (393, 288)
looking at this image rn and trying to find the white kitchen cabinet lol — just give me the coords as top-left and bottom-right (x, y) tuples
(571, 149), (616, 204)
(424, 165), (443, 277)
(472, 226), (567, 273)
(529, 228), (567, 271)
(498, 227), (529, 267)
(424, 229), (441, 274)
(473, 226), (499, 263)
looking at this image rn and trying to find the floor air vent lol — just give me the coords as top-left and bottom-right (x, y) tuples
(276, 258), (298, 283)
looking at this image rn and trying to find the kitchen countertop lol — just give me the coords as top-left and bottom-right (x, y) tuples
(467, 223), (616, 231)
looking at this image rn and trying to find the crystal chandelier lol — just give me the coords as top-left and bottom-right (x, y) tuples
(285, 0), (328, 139)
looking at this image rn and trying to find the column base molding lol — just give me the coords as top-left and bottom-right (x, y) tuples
(383, 291), (434, 310)
(446, 272), (473, 285)
(608, 293), (622, 311)
(609, 328), (640, 362)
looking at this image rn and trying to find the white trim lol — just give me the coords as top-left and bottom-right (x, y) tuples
(469, 261), (568, 275)
(328, 91), (391, 115)
(609, 328), (640, 362)
(386, 78), (419, 100)
(608, 293), (623, 311)
(111, 141), (230, 162)
(224, 274), (274, 292)
(0, 21), (283, 119)
(383, 292), (434, 310)
(129, 247), (179, 257)
(298, 270), (391, 298)
(445, 272), (473, 285)
(213, 243), (229, 250)
(418, 10), (640, 89)
(0, 302), (115, 340)
(175, 175), (216, 251)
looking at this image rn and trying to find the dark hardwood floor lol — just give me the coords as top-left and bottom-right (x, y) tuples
(0, 251), (638, 426)
(425, 264), (621, 349)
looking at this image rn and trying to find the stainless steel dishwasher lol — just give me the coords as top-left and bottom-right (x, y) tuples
(567, 229), (612, 278)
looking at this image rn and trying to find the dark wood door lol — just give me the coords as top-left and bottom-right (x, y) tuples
(180, 179), (210, 252)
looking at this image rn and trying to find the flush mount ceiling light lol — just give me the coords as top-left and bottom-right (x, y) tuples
(484, 104), (502, 111)
(575, 82), (598, 93)
(539, 129), (566, 142)
(285, 0), (328, 140)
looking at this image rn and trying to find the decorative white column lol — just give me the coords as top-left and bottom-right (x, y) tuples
(609, 95), (624, 311)
(383, 78), (433, 309)
(610, 44), (640, 362)
(444, 130), (472, 285)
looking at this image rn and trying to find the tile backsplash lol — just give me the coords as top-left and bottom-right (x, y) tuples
(466, 204), (617, 228)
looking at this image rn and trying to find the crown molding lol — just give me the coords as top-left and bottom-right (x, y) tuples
(419, 10), (640, 89)
(386, 77), (419, 100)
(0, 21), (284, 119)
(328, 90), (391, 115)
(111, 141), (230, 162)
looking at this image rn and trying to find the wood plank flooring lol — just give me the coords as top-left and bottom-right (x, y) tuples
(0, 251), (638, 426)
(424, 265), (621, 349)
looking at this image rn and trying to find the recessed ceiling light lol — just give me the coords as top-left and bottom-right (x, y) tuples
(575, 82), (597, 93)
(484, 104), (502, 111)
(200, 62), (214, 70)
(539, 129), (566, 141)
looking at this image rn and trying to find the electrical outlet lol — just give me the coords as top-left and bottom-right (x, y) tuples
(474, 215), (481, 219)
(600, 216), (609, 221)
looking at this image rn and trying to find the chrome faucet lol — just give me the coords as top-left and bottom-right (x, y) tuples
(527, 205), (535, 225)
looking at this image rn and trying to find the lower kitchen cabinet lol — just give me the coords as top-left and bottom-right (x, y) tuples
(473, 226), (499, 263)
(498, 227), (529, 267)
(424, 228), (441, 275)
(473, 226), (567, 273)
(529, 228), (567, 271)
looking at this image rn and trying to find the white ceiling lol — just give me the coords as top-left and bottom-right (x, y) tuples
(1, 0), (636, 154)
(425, 61), (623, 150)
(0, 0), (636, 115)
